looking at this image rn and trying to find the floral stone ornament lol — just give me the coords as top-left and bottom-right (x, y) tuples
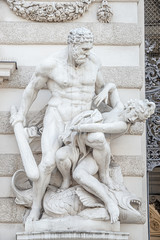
(7, 0), (112, 23)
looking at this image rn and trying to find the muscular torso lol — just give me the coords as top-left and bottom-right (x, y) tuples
(45, 53), (99, 122)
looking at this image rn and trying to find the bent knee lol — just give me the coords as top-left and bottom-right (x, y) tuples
(87, 132), (106, 144)
(56, 146), (72, 162)
(56, 149), (65, 162)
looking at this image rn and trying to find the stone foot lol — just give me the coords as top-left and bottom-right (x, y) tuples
(26, 207), (41, 222)
(58, 178), (72, 192)
(106, 202), (119, 224)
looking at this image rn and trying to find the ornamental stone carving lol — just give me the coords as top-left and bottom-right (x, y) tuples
(10, 28), (155, 233)
(145, 41), (160, 171)
(97, 0), (112, 23)
(7, 0), (112, 23)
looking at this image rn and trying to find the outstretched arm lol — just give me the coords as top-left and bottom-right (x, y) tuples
(72, 121), (128, 134)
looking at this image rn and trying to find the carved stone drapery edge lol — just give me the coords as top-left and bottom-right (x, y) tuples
(6, 0), (113, 23)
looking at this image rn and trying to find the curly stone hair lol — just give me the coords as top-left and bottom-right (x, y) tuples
(124, 99), (155, 121)
(67, 27), (94, 44)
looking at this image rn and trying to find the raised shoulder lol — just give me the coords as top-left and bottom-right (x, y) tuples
(25, 57), (58, 91)
(35, 57), (57, 78)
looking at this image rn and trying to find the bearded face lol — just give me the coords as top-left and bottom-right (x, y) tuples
(125, 108), (138, 123)
(124, 100), (155, 123)
(70, 42), (93, 66)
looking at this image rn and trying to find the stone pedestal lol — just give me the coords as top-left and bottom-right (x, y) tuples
(17, 231), (129, 240)
(24, 217), (120, 233)
(17, 217), (129, 240)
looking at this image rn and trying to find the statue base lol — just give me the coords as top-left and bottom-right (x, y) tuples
(17, 231), (129, 240)
(24, 216), (120, 233)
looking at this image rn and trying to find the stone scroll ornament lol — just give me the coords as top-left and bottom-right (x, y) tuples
(6, 0), (112, 23)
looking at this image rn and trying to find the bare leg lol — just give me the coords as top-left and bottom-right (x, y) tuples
(73, 155), (119, 223)
(27, 107), (64, 221)
(85, 132), (115, 189)
(56, 146), (73, 190)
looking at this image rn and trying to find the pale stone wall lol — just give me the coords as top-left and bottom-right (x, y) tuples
(0, 0), (147, 239)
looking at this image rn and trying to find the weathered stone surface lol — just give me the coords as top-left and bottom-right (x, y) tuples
(0, 112), (12, 134)
(0, 154), (41, 177)
(0, 177), (14, 198)
(0, 198), (25, 223)
(101, 67), (143, 89)
(0, 66), (143, 89)
(0, 22), (142, 45)
(0, 154), (144, 177)
(113, 155), (144, 177)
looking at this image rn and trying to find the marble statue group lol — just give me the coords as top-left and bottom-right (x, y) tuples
(10, 27), (155, 231)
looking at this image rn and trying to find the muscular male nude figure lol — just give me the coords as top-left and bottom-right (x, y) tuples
(11, 28), (109, 221)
